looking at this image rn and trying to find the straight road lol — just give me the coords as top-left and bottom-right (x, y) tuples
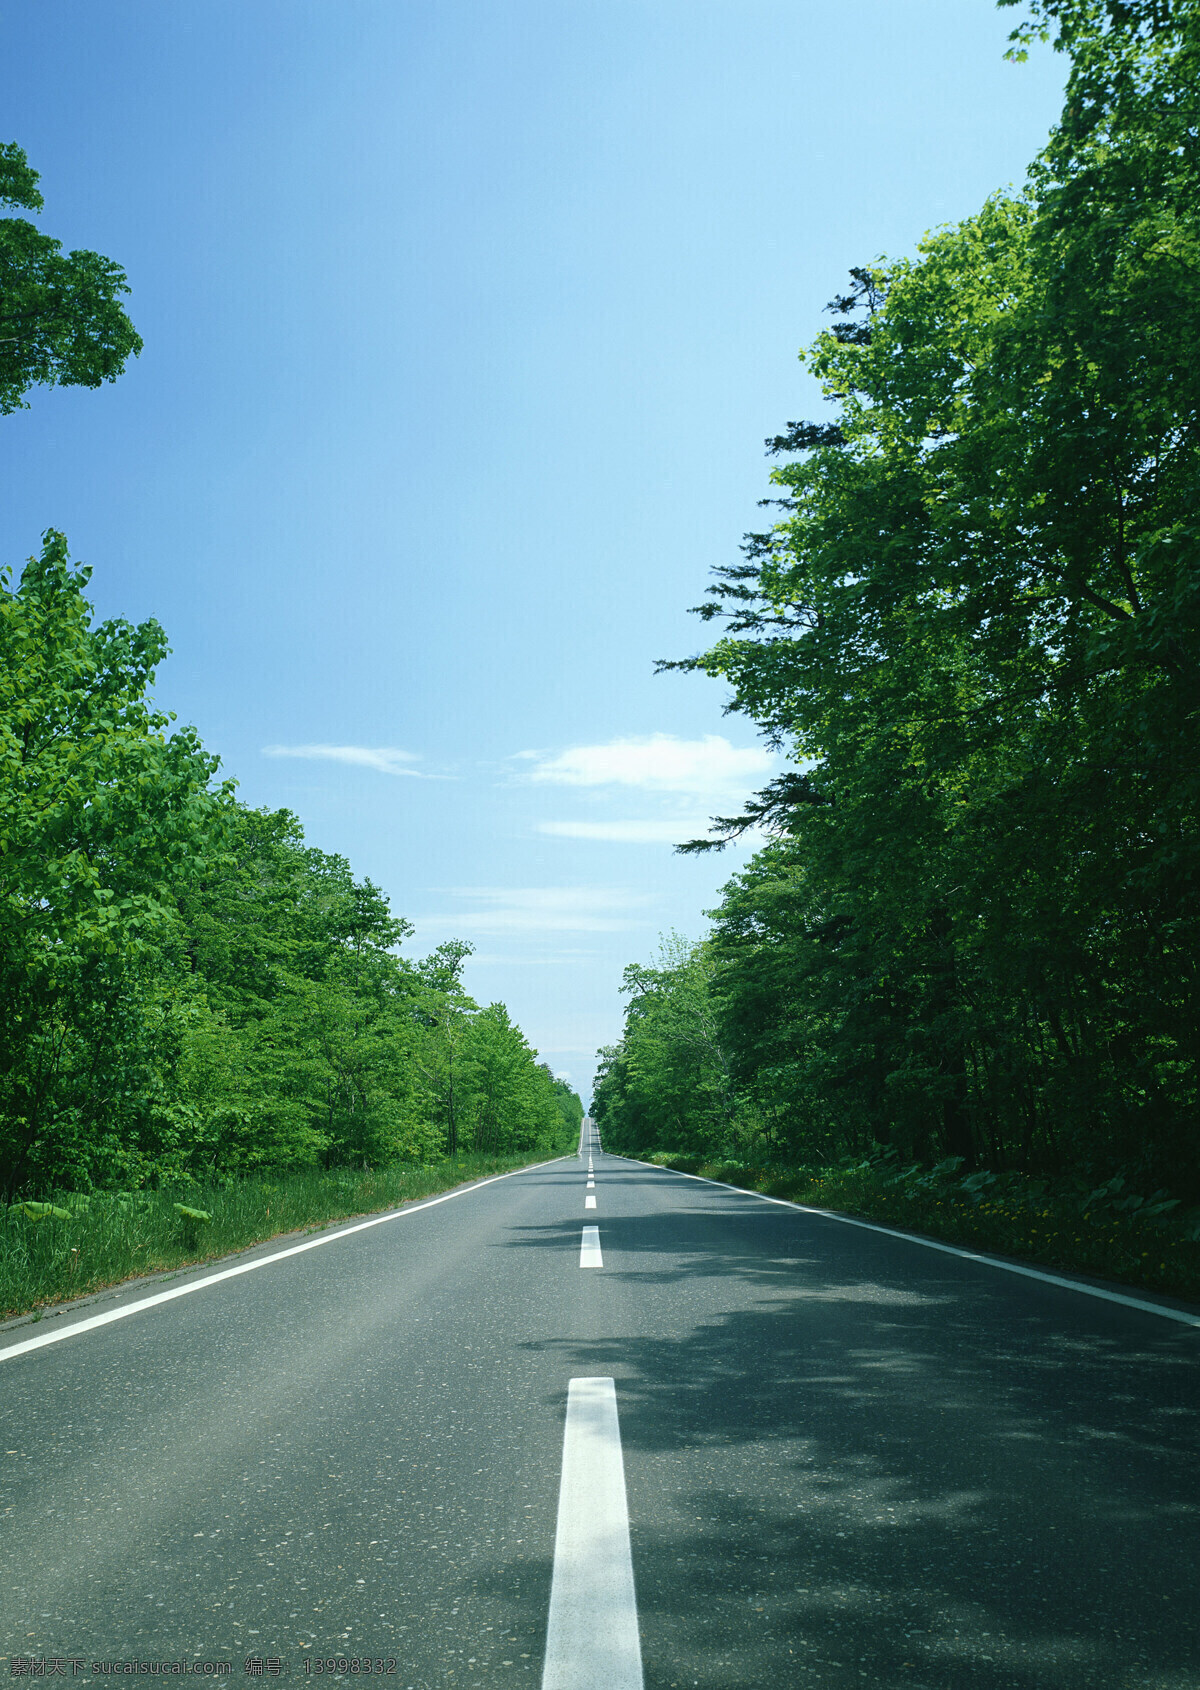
(2, 1122), (1198, 1689)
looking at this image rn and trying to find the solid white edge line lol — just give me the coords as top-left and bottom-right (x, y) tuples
(580, 1225), (603, 1268)
(0, 1155), (574, 1364)
(541, 1376), (643, 1690)
(608, 1155), (1200, 1331)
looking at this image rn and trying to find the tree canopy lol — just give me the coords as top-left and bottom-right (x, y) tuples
(0, 130), (579, 1195)
(0, 142), (142, 414)
(0, 534), (580, 1195)
(597, 0), (1200, 1200)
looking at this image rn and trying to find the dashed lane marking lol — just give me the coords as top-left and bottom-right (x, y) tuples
(542, 1377), (643, 1690)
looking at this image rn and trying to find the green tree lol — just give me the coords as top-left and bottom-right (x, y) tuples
(544, 1067), (585, 1142)
(411, 941), (478, 1157)
(0, 532), (223, 1192)
(176, 802), (440, 1172)
(458, 1005), (570, 1156)
(0, 533), (576, 1192)
(651, 0), (1200, 1192)
(593, 937), (736, 1158)
(0, 144), (142, 414)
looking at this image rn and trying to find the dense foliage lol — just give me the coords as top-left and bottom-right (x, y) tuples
(0, 143), (142, 414)
(596, 0), (1200, 1201)
(593, 937), (733, 1160)
(0, 534), (580, 1196)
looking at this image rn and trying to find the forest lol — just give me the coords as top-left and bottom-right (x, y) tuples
(0, 135), (581, 1202)
(595, 0), (1200, 1209)
(0, 530), (580, 1196)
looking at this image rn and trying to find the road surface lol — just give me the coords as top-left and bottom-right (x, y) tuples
(2, 1121), (1197, 1688)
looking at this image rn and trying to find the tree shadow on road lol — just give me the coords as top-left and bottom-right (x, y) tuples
(508, 1180), (1200, 1689)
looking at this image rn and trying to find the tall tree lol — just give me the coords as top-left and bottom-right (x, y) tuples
(592, 937), (734, 1158)
(634, 0), (1200, 1192)
(0, 532), (222, 1191)
(0, 538), (583, 1192)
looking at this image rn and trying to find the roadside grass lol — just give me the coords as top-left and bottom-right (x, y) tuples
(0, 1151), (559, 1321)
(642, 1150), (1200, 1303)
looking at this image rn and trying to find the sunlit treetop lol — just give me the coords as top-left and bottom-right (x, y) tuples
(0, 141), (142, 415)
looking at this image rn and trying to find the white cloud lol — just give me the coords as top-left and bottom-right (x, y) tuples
(518, 733), (774, 795)
(537, 818), (716, 844)
(262, 743), (432, 778)
(424, 887), (651, 934)
(519, 733), (776, 847)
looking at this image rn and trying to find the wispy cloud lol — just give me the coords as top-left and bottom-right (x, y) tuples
(537, 818), (714, 845)
(517, 733), (774, 795)
(262, 743), (435, 778)
(423, 887), (651, 934)
(516, 732), (776, 847)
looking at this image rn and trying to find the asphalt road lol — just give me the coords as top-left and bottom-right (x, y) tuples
(2, 1121), (1198, 1690)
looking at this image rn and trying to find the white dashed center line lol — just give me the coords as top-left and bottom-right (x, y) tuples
(585, 1195), (597, 1209)
(542, 1377), (643, 1690)
(579, 1226), (603, 1267)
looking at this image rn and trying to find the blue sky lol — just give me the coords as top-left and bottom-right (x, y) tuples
(0, 2), (1065, 1096)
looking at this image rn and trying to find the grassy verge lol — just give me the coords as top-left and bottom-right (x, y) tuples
(640, 1151), (1200, 1304)
(0, 1151), (561, 1321)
